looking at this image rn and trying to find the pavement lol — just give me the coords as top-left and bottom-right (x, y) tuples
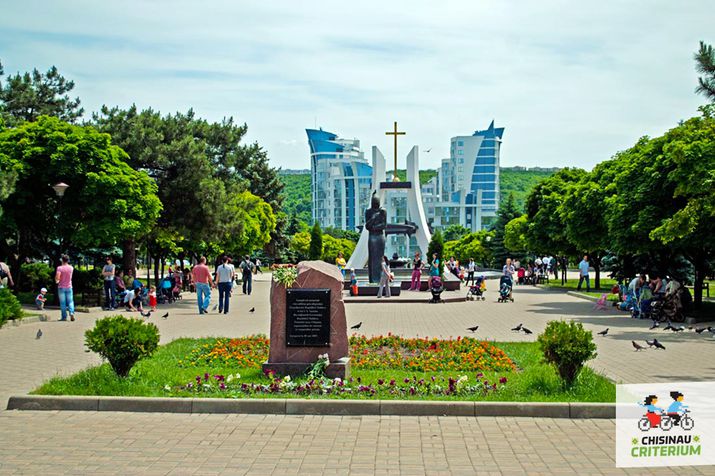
(1, 273), (714, 475)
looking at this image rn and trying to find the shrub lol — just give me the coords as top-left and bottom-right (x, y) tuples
(19, 262), (53, 292)
(72, 268), (102, 292)
(537, 321), (597, 387)
(0, 288), (24, 326)
(85, 316), (160, 377)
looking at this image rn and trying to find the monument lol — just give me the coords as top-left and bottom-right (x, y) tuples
(365, 192), (387, 283)
(347, 122), (432, 271)
(263, 261), (350, 378)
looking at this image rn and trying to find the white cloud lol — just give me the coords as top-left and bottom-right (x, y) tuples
(0, 0), (711, 170)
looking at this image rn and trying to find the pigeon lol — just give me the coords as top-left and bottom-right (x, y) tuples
(511, 324), (523, 332)
(597, 328), (609, 336)
(351, 322), (362, 330)
(672, 326), (685, 332)
(161, 312), (169, 319)
(467, 325), (479, 332)
(649, 321), (659, 330)
(647, 339), (666, 350)
(522, 327), (533, 335)
(249, 307), (255, 313)
(212, 304), (218, 311)
(695, 327), (707, 334)
(36, 329), (42, 340)
(140, 310), (152, 318)
(662, 321), (674, 331)
(632, 341), (645, 351)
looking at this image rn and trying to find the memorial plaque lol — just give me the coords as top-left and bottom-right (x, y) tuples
(286, 288), (331, 347)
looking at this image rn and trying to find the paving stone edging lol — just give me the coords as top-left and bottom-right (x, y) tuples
(6, 395), (615, 418)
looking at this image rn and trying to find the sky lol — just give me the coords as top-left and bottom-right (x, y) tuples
(0, 1), (712, 171)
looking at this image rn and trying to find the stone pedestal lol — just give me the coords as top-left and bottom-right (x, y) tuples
(263, 261), (351, 379)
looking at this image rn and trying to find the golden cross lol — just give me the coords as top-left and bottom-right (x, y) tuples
(385, 121), (405, 180)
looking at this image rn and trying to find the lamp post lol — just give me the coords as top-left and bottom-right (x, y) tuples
(52, 182), (69, 254)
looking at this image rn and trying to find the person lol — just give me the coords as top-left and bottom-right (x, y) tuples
(466, 258), (476, 285)
(214, 255), (235, 315)
(501, 258), (515, 299)
(35, 287), (48, 310)
(182, 268), (191, 291)
(447, 257), (460, 280)
(239, 256), (254, 295)
(628, 274), (646, 299)
(131, 287), (144, 312)
(335, 252), (347, 277)
(123, 287), (136, 311)
(640, 395), (665, 414)
(377, 255), (392, 298)
(577, 255), (590, 292)
(666, 391), (688, 425)
(123, 269), (133, 291)
(131, 273), (144, 292)
(517, 266), (526, 285)
(255, 258), (263, 274)
(652, 274), (667, 296)
(102, 257), (116, 310)
(410, 252), (422, 291)
(534, 256), (542, 272)
(0, 261), (14, 289)
(148, 285), (157, 312)
(349, 269), (358, 296)
(428, 253), (440, 289)
(55, 255), (75, 321)
(192, 256), (213, 315)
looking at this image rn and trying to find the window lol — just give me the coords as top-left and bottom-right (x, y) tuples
(457, 141), (464, 146)
(458, 150), (463, 155)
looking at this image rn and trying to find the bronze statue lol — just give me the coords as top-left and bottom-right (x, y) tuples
(365, 192), (387, 283)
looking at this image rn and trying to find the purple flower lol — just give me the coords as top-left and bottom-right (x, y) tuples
(389, 379), (396, 386)
(204, 373), (209, 381)
(476, 372), (483, 379)
(483, 380), (489, 386)
(499, 377), (507, 384)
(214, 374), (225, 382)
(377, 379), (384, 385)
(357, 377), (361, 383)
(431, 376), (436, 382)
(409, 387), (416, 395)
(195, 376), (201, 385)
(219, 383), (226, 390)
(404, 378), (410, 383)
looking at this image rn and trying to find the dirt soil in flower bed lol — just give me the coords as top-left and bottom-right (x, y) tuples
(33, 336), (615, 402)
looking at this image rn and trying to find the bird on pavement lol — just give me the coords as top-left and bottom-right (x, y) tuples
(647, 339), (666, 350)
(598, 328), (609, 336)
(467, 325), (479, 332)
(649, 321), (659, 330)
(632, 341), (645, 351)
(162, 312), (169, 319)
(351, 322), (362, 330)
(662, 321), (674, 331)
(36, 329), (42, 340)
(522, 327), (533, 335)
(212, 304), (218, 311)
(672, 326), (685, 332)
(140, 310), (152, 318)
(249, 307), (255, 313)
(695, 327), (708, 334)
(511, 324), (523, 332)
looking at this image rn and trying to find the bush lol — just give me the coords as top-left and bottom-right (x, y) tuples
(537, 321), (597, 387)
(72, 268), (102, 292)
(85, 316), (160, 377)
(0, 288), (24, 326)
(19, 262), (53, 292)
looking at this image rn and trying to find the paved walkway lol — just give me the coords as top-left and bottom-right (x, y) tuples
(1, 275), (714, 474)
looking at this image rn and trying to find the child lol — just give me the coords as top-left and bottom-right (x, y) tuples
(35, 287), (48, 310)
(148, 285), (157, 312)
(349, 269), (358, 296)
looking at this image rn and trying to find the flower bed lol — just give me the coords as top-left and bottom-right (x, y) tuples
(183, 335), (516, 373)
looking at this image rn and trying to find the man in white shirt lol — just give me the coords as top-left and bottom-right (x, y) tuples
(214, 256), (235, 315)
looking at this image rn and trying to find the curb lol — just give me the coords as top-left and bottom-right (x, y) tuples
(6, 395), (615, 419)
(566, 291), (600, 302)
(344, 296), (466, 304)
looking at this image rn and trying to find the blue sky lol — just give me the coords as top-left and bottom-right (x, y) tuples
(1, 1), (712, 171)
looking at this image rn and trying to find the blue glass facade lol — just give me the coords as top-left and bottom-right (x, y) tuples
(306, 128), (373, 231)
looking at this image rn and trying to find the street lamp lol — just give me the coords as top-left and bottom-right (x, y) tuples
(52, 182), (69, 198)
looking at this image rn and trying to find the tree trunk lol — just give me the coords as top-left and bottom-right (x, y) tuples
(122, 239), (136, 277)
(153, 254), (160, 289)
(693, 258), (704, 308)
(592, 253), (601, 290)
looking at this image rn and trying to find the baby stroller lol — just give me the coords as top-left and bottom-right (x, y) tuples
(159, 276), (175, 304)
(429, 276), (445, 303)
(466, 275), (486, 301)
(652, 282), (686, 323)
(497, 276), (514, 303)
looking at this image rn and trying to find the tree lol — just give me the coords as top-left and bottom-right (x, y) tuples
(489, 193), (522, 267)
(321, 235), (356, 263)
(525, 168), (586, 256)
(0, 116), (161, 280)
(309, 222), (323, 260)
(695, 41), (715, 102)
(0, 61), (83, 125)
(290, 232), (311, 261)
(443, 224), (470, 242)
(444, 232), (489, 266)
(221, 191), (277, 257)
(504, 215), (529, 255)
(427, 229), (444, 274)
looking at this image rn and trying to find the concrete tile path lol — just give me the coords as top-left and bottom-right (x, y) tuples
(1, 274), (714, 474)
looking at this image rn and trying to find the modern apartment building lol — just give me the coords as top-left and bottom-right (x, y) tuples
(306, 128), (373, 231)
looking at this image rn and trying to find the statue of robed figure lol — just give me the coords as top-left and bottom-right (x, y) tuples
(365, 192), (387, 283)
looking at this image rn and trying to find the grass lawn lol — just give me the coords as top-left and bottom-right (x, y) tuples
(33, 337), (615, 402)
(543, 278), (618, 293)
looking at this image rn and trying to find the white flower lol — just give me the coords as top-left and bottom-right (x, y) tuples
(333, 377), (342, 385)
(163, 385), (171, 391)
(283, 375), (291, 382)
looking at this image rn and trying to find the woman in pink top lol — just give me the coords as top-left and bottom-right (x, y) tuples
(55, 254), (75, 321)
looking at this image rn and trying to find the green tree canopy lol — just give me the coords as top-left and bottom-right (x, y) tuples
(0, 61), (83, 126)
(0, 116), (161, 268)
(309, 222), (323, 260)
(504, 215), (529, 254)
(695, 41), (715, 102)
